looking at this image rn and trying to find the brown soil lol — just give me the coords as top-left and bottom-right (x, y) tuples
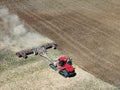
(0, 0), (120, 87)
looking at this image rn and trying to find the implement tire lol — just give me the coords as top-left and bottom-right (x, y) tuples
(22, 53), (28, 59)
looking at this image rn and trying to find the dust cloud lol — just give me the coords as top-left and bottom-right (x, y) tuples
(0, 6), (52, 51)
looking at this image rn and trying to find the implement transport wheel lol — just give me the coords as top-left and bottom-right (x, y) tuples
(33, 49), (38, 55)
(52, 44), (57, 49)
(22, 53), (28, 59)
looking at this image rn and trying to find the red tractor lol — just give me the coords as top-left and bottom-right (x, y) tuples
(49, 56), (76, 78)
(16, 43), (76, 78)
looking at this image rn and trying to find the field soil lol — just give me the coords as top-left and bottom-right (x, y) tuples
(0, 9), (117, 89)
(0, 0), (120, 88)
